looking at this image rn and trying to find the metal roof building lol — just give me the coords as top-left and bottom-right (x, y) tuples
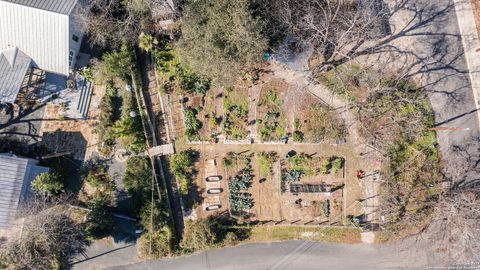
(0, 0), (83, 76)
(0, 153), (49, 228)
(1, 0), (78, 14)
(0, 47), (32, 104)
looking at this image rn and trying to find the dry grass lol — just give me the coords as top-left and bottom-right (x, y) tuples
(247, 226), (361, 244)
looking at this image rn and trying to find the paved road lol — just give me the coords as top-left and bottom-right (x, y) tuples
(108, 241), (428, 270)
(385, 0), (480, 185)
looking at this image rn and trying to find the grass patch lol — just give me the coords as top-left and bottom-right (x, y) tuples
(297, 104), (346, 143)
(247, 226), (361, 244)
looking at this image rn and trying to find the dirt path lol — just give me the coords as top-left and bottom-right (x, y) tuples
(136, 49), (184, 237)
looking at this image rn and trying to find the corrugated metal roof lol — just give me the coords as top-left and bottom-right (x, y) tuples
(0, 154), (49, 228)
(0, 47), (31, 104)
(0, 0), (78, 14)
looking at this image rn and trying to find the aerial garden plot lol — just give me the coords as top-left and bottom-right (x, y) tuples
(222, 85), (251, 141)
(256, 79), (289, 142)
(197, 150), (348, 224)
(153, 45), (221, 142)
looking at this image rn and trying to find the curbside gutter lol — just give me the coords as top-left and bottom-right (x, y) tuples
(453, 0), (480, 127)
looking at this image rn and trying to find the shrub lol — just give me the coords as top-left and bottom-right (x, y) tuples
(331, 157), (344, 174)
(112, 113), (146, 153)
(184, 107), (202, 140)
(83, 165), (115, 195)
(287, 153), (315, 175)
(139, 226), (175, 258)
(319, 159), (331, 174)
(322, 200), (330, 217)
(124, 157), (153, 215)
(257, 151), (277, 177)
(169, 150), (195, 196)
(31, 172), (64, 196)
(181, 219), (217, 253)
(85, 195), (114, 238)
(292, 130), (304, 142)
(102, 44), (134, 82)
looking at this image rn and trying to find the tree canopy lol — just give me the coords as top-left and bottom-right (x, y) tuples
(177, 0), (268, 85)
(31, 172), (64, 197)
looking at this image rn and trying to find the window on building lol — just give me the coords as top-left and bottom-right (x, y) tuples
(69, 50), (75, 66)
(72, 34), (79, 42)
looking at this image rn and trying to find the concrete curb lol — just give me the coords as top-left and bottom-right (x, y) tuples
(453, 0), (480, 127)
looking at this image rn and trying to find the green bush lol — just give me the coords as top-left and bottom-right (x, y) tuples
(319, 159), (331, 174)
(292, 131), (304, 142)
(124, 157), (153, 215)
(287, 153), (315, 175)
(153, 46), (210, 94)
(322, 200), (330, 217)
(112, 113), (146, 153)
(331, 157), (344, 174)
(31, 172), (64, 196)
(169, 150), (195, 196)
(181, 219), (217, 253)
(102, 44), (134, 82)
(184, 107), (202, 140)
(85, 195), (114, 238)
(257, 151), (277, 177)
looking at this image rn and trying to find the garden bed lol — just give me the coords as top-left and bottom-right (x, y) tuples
(222, 86), (250, 140)
(182, 87), (223, 142)
(256, 79), (289, 142)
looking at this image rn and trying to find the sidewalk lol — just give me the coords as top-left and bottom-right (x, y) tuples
(453, 0), (480, 127)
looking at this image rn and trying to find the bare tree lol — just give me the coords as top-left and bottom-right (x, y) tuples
(256, 0), (389, 70)
(424, 190), (480, 263)
(77, 0), (152, 47)
(0, 205), (87, 270)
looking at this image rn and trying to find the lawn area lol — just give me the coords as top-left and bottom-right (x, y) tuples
(247, 226), (361, 244)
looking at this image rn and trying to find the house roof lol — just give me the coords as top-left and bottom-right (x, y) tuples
(0, 154), (49, 228)
(0, 47), (31, 104)
(0, 0), (79, 15)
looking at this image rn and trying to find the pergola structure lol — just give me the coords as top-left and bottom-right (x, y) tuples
(0, 47), (47, 115)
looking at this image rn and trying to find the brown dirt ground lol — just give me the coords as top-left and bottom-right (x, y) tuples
(181, 143), (365, 225)
(39, 85), (104, 160)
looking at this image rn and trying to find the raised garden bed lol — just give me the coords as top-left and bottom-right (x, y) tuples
(281, 152), (345, 188)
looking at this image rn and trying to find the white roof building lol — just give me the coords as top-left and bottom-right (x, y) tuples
(0, 0), (84, 76)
